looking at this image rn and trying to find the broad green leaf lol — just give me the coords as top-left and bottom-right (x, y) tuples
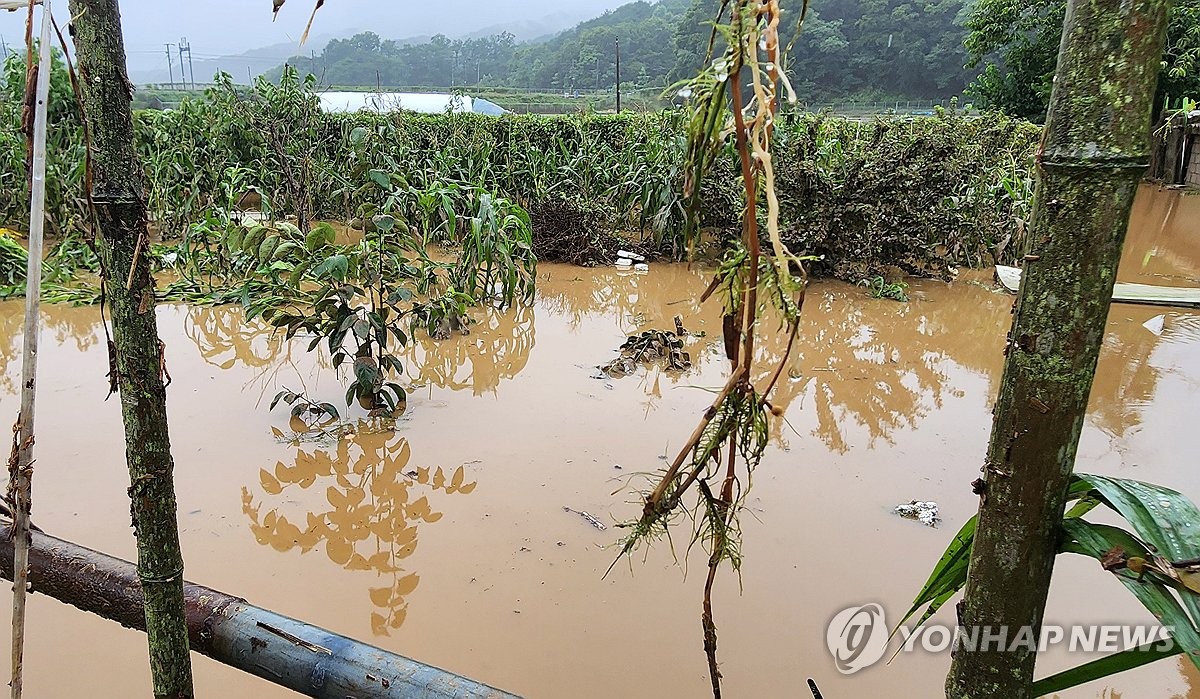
(368, 169), (390, 188)
(1077, 474), (1200, 624)
(1063, 518), (1200, 676)
(1031, 641), (1183, 697)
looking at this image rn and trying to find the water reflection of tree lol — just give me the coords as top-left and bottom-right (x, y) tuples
(184, 302), (533, 398)
(241, 430), (476, 635)
(185, 304), (290, 370)
(1089, 313), (1200, 439)
(773, 285), (1015, 451)
(537, 266), (713, 330)
(541, 264), (1017, 452)
(400, 304), (534, 396)
(0, 302), (102, 394)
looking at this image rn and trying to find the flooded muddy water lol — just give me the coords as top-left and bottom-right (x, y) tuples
(1, 184), (1199, 698)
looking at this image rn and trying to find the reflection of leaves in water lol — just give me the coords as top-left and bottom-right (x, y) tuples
(537, 266), (713, 330)
(185, 305), (290, 370)
(772, 289), (1004, 453)
(185, 302), (533, 398)
(0, 302), (102, 394)
(401, 305), (534, 396)
(1088, 313), (1200, 439)
(241, 429), (476, 635)
(547, 269), (1017, 453)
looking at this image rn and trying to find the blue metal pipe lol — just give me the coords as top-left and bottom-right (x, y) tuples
(0, 523), (520, 698)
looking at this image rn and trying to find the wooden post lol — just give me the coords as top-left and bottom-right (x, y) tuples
(10, 3), (52, 697)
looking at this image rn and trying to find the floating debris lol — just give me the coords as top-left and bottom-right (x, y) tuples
(563, 506), (607, 531)
(894, 500), (940, 527)
(1143, 314), (1166, 336)
(599, 321), (693, 377)
(616, 249), (646, 263)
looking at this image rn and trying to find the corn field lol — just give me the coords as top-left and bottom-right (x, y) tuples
(0, 64), (1041, 282)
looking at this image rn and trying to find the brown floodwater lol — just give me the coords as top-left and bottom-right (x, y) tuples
(0, 184), (1198, 698)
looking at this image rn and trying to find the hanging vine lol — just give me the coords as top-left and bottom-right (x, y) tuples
(609, 1), (811, 696)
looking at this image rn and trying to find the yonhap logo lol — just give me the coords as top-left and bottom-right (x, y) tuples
(826, 603), (889, 675)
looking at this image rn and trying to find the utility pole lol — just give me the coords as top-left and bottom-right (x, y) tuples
(615, 38), (621, 112)
(178, 37), (193, 90)
(1, 34), (8, 57)
(165, 43), (175, 89)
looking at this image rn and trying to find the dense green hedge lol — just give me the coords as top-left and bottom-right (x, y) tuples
(0, 73), (1039, 278)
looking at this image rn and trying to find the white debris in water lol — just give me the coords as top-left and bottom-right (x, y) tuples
(617, 249), (646, 262)
(894, 501), (940, 527)
(1143, 314), (1166, 336)
(634, 263), (650, 272)
(616, 258), (634, 268)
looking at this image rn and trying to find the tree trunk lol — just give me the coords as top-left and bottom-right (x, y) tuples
(946, 1), (1171, 698)
(64, 1), (195, 697)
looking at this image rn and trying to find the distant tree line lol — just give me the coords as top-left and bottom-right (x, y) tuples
(264, 0), (1200, 111)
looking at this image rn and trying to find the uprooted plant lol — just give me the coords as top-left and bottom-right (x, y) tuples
(859, 275), (910, 302)
(608, 2), (815, 696)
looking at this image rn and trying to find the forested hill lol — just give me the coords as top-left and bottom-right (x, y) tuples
(267, 0), (976, 100)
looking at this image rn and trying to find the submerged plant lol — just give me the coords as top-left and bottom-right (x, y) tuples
(600, 326), (694, 377)
(248, 216), (414, 416)
(859, 275), (910, 302)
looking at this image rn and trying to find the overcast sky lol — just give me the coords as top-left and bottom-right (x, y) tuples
(1, 0), (625, 72)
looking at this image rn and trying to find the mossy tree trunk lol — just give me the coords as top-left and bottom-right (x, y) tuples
(65, 1), (195, 696)
(946, 1), (1171, 697)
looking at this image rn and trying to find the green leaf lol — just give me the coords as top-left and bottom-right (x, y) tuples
(368, 169), (391, 189)
(385, 382), (407, 403)
(354, 356), (380, 391)
(1031, 641), (1183, 696)
(893, 515), (977, 636)
(305, 225), (335, 252)
(1078, 474), (1200, 625)
(1076, 475), (1200, 564)
(312, 254), (349, 281)
(269, 390), (294, 411)
(373, 214), (396, 233)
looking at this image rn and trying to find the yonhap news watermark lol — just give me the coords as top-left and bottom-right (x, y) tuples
(826, 603), (1174, 676)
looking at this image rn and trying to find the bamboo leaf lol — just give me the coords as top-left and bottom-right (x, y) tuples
(893, 515), (977, 635)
